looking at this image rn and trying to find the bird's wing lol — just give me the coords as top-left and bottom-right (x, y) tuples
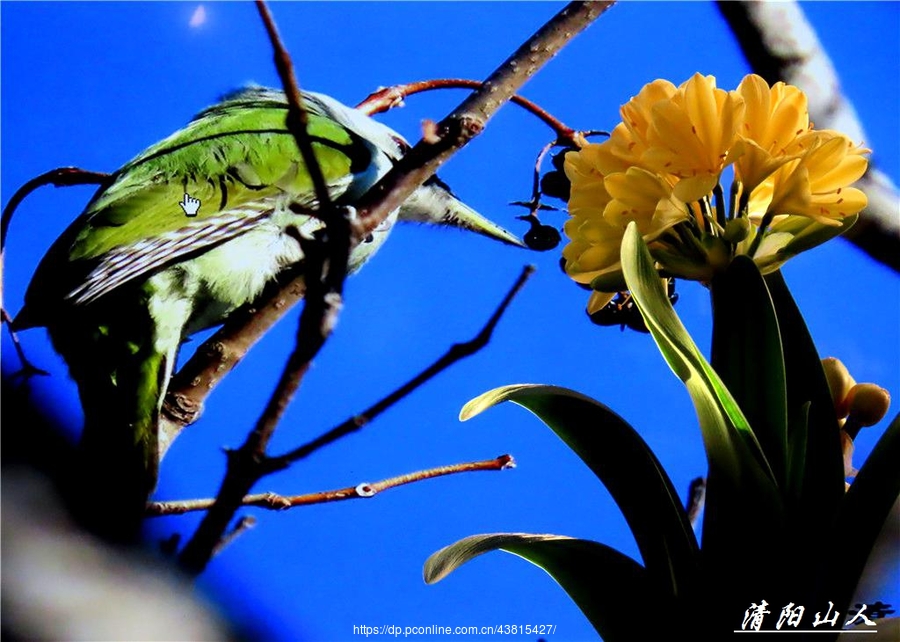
(24, 89), (379, 313)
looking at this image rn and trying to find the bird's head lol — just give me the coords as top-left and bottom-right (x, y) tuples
(305, 90), (524, 248)
(398, 175), (524, 247)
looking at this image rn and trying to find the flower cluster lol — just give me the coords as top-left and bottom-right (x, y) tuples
(563, 73), (869, 312)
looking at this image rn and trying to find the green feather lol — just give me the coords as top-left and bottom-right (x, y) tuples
(16, 88), (392, 540)
(70, 94), (361, 261)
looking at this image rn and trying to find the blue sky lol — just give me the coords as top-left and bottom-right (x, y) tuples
(2, 2), (898, 640)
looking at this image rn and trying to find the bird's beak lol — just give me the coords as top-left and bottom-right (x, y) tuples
(399, 178), (525, 248)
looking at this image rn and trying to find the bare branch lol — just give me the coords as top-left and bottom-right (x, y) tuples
(1, 167), (110, 254)
(211, 516), (257, 557)
(255, 1), (335, 217)
(177, 0), (352, 575)
(158, 270), (306, 456)
(1, 167), (111, 380)
(148, 455), (514, 517)
(356, 79), (581, 145)
(717, 0), (900, 272)
(176, 262), (533, 573)
(2, 309), (49, 379)
(267, 265), (535, 470)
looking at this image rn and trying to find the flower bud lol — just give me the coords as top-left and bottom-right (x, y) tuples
(846, 383), (891, 428)
(723, 217), (751, 243)
(840, 429), (856, 479)
(822, 357), (856, 419)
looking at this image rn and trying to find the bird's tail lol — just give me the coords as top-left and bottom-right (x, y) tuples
(49, 296), (163, 543)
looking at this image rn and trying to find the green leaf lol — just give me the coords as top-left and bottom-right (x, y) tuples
(424, 533), (675, 639)
(461, 384), (699, 596)
(764, 271), (844, 523)
(620, 223), (776, 487)
(619, 223), (782, 588)
(764, 271), (845, 608)
(710, 255), (788, 487)
(827, 413), (900, 617)
(776, 213), (858, 259)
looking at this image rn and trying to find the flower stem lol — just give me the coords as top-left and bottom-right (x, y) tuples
(729, 179), (741, 221)
(713, 182), (726, 228)
(747, 210), (775, 258)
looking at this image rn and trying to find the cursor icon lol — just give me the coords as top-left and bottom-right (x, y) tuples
(179, 193), (201, 217)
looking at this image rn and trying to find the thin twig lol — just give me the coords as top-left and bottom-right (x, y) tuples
(255, 0), (334, 217)
(716, 0), (900, 272)
(356, 79), (580, 145)
(211, 516), (257, 557)
(159, 269), (307, 457)
(268, 265), (535, 470)
(148, 455), (514, 517)
(1, 167), (110, 253)
(1, 309), (49, 379)
(508, 140), (557, 218)
(176, 262), (532, 574)
(1, 167), (111, 378)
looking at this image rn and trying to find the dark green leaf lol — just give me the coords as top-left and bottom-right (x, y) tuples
(424, 533), (675, 640)
(764, 271), (844, 525)
(461, 385), (699, 596)
(620, 224), (776, 486)
(711, 256), (788, 487)
(827, 413), (900, 616)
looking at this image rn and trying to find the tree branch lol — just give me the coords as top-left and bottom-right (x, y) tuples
(1, 168), (112, 379)
(176, 262), (533, 574)
(158, 269), (306, 456)
(255, 1), (336, 217)
(177, 0), (352, 575)
(148, 455), (514, 517)
(267, 265), (534, 470)
(355, 79), (581, 145)
(1, 167), (111, 254)
(176, 1), (606, 576)
(716, 0), (900, 272)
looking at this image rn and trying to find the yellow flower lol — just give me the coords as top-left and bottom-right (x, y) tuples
(562, 146), (621, 285)
(764, 131), (869, 226)
(600, 79), (677, 174)
(561, 73), (869, 313)
(736, 74), (810, 150)
(731, 74), (811, 193)
(563, 163), (688, 285)
(642, 73), (744, 202)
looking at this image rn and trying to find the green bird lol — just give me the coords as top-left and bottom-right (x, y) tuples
(14, 88), (522, 539)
